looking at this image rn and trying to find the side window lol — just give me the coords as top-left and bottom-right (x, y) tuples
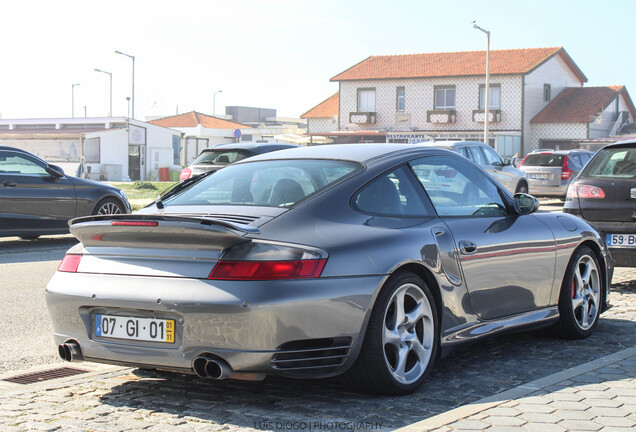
(481, 145), (503, 166)
(569, 154), (582, 167)
(354, 166), (432, 216)
(0, 152), (48, 176)
(457, 147), (470, 160)
(410, 156), (507, 217)
(467, 146), (486, 165)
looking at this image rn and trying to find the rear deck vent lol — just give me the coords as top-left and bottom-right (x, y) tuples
(204, 214), (262, 225)
(2, 367), (88, 385)
(272, 337), (352, 371)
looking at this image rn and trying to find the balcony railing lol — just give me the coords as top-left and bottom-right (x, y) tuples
(349, 112), (376, 124)
(472, 109), (501, 123)
(427, 110), (456, 124)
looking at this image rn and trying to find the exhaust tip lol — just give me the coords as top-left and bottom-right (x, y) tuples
(58, 340), (84, 362)
(192, 354), (233, 380)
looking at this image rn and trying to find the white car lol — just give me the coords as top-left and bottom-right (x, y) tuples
(416, 141), (529, 194)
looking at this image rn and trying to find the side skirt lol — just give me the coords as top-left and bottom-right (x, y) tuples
(440, 306), (559, 358)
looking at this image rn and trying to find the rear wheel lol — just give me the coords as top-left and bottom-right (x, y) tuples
(553, 246), (602, 339)
(93, 198), (125, 215)
(346, 272), (438, 395)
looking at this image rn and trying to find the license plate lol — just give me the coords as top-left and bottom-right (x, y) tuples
(531, 173), (549, 180)
(94, 314), (175, 343)
(607, 234), (636, 248)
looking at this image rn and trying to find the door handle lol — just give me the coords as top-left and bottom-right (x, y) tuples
(459, 240), (477, 255)
(2, 180), (16, 187)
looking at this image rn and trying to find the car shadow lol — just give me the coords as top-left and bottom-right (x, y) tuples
(0, 235), (77, 264)
(98, 313), (636, 430)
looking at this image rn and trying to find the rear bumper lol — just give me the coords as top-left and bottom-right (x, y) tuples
(570, 219), (636, 268)
(46, 271), (383, 378)
(526, 182), (568, 197)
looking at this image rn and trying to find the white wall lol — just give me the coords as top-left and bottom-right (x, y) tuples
(524, 55), (583, 151)
(338, 75), (524, 133)
(307, 118), (337, 133)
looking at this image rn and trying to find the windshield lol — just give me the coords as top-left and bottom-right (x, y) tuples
(164, 159), (363, 207)
(582, 147), (636, 179)
(522, 153), (564, 167)
(192, 149), (253, 165)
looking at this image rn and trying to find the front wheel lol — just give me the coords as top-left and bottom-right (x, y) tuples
(346, 272), (438, 395)
(553, 246), (602, 339)
(93, 198), (125, 215)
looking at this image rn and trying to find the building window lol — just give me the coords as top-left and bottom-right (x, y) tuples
(496, 135), (521, 158)
(357, 88), (376, 111)
(479, 84), (501, 109)
(396, 87), (405, 112)
(434, 86), (455, 110)
(172, 135), (180, 165)
(543, 84), (551, 102)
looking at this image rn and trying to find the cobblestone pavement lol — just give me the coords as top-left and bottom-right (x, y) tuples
(0, 269), (634, 431)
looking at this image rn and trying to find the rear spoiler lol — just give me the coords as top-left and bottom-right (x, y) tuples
(69, 214), (260, 250)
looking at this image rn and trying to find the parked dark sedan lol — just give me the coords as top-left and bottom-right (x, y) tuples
(564, 140), (636, 267)
(179, 142), (300, 180)
(48, 144), (611, 395)
(0, 146), (130, 239)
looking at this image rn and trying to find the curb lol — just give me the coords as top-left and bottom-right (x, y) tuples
(395, 345), (636, 432)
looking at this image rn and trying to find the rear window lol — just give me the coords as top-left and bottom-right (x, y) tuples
(522, 153), (564, 167)
(193, 149), (252, 165)
(582, 147), (636, 179)
(164, 159), (362, 207)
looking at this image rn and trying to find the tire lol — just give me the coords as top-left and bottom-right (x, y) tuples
(515, 181), (528, 194)
(93, 198), (125, 216)
(19, 235), (40, 240)
(552, 246), (602, 339)
(346, 272), (438, 395)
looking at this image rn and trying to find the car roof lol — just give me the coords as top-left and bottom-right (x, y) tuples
(236, 143), (448, 164)
(416, 141), (485, 149)
(206, 142), (300, 151)
(0, 145), (31, 153)
(601, 139), (636, 149)
(529, 149), (592, 154)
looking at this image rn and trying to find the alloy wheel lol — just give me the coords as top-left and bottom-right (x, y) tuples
(382, 283), (434, 385)
(97, 201), (123, 215)
(571, 254), (600, 331)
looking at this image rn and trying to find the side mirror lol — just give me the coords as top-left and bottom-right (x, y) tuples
(46, 164), (65, 178)
(513, 193), (540, 215)
(503, 158), (512, 166)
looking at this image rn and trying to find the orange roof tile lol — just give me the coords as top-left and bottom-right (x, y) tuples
(330, 47), (587, 83)
(148, 111), (250, 129)
(301, 92), (339, 118)
(531, 86), (636, 123)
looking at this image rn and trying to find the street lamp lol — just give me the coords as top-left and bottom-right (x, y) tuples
(473, 21), (490, 146)
(213, 90), (223, 116)
(71, 83), (80, 118)
(115, 50), (135, 119)
(94, 68), (112, 117)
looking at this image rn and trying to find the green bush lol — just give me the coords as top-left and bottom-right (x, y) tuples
(131, 181), (157, 190)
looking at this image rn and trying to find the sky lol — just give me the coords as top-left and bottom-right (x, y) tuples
(1, 0), (635, 121)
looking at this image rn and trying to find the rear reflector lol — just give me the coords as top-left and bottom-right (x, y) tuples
(58, 255), (82, 273)
(111, 221), (159, 227)
(209, 259), (327, 280)
(561, 156), (573, 180)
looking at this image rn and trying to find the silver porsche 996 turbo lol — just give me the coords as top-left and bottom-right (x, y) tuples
(46, 144), (612, 395)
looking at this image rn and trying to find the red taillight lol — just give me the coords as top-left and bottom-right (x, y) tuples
(518, 155), (528, 168)
(209, 259), (327, 280)
(111, 221), (159, 227)
(561, 156), (573, 180)
(179, 168), (192, 180)
(567, 184), (605, 199)
(58, 255), (82, 273)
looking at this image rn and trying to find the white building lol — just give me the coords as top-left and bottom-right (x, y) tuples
(0, 117), (181, 181)
(304, 47), (636, 156)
